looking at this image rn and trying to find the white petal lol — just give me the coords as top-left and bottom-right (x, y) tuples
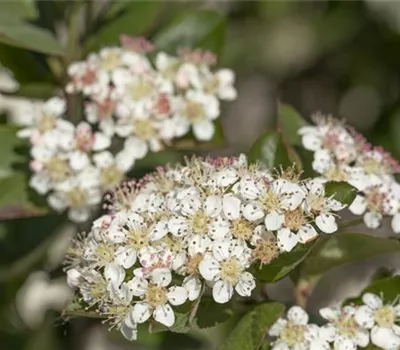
(150, 268), (172, 287)
(126, 277), (148, 297)
(392, 213), (400, 234)
(132, 302), (152, 323)
(212, 280), (233, 304)
(265, 211), (285, 231)
(93, 132), (111, 151)
(183, 276), (202, 301)
(277, 228), (298, 252)
(355, 329), (370, 347)
(315, 213), (338, 234)
(120, 317), (137, 341)
(188, 235), (211, 255)
(69, 151), (90, 171)
(222, 194), (241, 220)
(364, 211), (381, 229)
(235, 272), (255, 297)
(124, 137), (148, 159)
(193, 120), (215, 141)
(362, 293), (383, 309)
(319, 307), (339, 321)
(104, 263), (125, 288)
(297, 224), (318, 243)
(168, 217), (189, 237)
(115, 246), (137, 269)
(199, 258), (220, 281)
(371, 327), (400, 350)
(302, 133), (322, 151)
(287, 306), (309, 325)
(149, 221), (168, 241)
(212, 240), (231, 261)
(268, 318), (287, 336)
(348, 195), (367, 215)
(204, 195), (222, 217)
(354, 305), (375, 329)
(153, 304), (175, 327)
(167, 286), (187, 306)
(243, 202), (264, 221)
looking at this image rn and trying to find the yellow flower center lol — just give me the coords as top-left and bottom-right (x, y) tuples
(324, 166), (349, 182)
(231, 219), (254, 241)
(46, 156), (70, 182)
(100, 165), (124, 190)
(101, 51), (121, 71)
(187, 253), (203, 275)
(95, 243), (115, 265)
(38, 112), (57, 133)
(261, 190), (281, 212)
(66, 187), (87, 208)
(190, 211), (210, 235)
(185, 102), (205, 122)
(220, 258), (242, 284)
(284, 209), (307, 232)
(375, 305), (396, 328)
(280, 322), (305, 346)
(146, 285), (167, 307)
(128, 79), (154, 100)
(252, 238), (279, 265)
(134, 120), (157, 140)
(335, 315), (358, 338)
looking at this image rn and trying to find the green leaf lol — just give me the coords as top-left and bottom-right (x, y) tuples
(0, 83), (57, 99)
(0, 173), (47, 220)
(220, 302), (285, 350)
(89, 1), (163, 51)
(151, 311), (191, 334)
(0, 1), (37, 21)
(63, 297), (105, 320)
(325, 181), (357, 205)
(0, 125), (26, 178)
(0, 22), (64, 56)
(347, 276), (400, 306)
(278, 103), (308, 146)
(194, 297), (232, 329)
(247, 131), (293, 170)
(154, 10), (226, 56)
(300, 234), (400, 279)
(255, 239), (319, 283)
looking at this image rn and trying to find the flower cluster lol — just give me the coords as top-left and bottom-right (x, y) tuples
(64, 154), (346, 340)
(17, 36), (236, 222)
(269, 293), (400, 350)
(299, 115), (400, 232)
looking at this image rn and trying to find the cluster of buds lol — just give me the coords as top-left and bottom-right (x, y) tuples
(17, 36), (237, 222)
(269, 293), (400, 350)
(65, 154), (346, 341)
(299, 115), (400, 232)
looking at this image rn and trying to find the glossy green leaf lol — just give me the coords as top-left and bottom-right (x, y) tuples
(301, 234), (400, 278)
(325, 181), (357, 205)
(0, 22), (64, 56)
(347, 276), (400, 306)
(247, 131), (292, 170)
(194, 296), (232, 329)
(220, 302), (285, 350)
(255, 239), (319, 283)
(278, 103), (308, 146)
(154, 10), (226, 56)
(89, 1), (163, 51)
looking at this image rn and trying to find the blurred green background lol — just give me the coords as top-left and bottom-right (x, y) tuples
(2, 1), (400, 349)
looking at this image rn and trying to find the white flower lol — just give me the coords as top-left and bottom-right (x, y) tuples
(130, 268), (187, 327)
(269, 306), (327, 350)
(175, 90), (220, 141)
(303, 179), (344, 234)
(354, 293), (400, 350)
(320, 306), (370, 350)
(198, 239), (254, 303)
